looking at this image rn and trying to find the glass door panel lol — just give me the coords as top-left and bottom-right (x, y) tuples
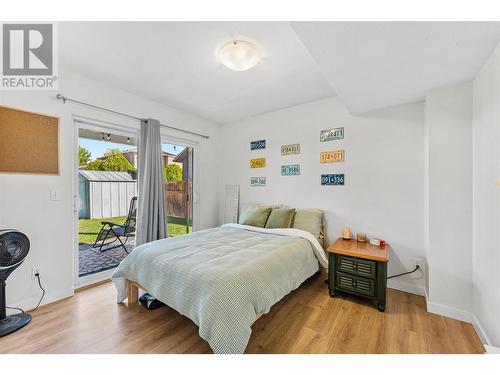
(161, 142), (193, 237)
(77, 128), (138, 278)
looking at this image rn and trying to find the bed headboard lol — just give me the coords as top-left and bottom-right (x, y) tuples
(319, 224), (327, 250)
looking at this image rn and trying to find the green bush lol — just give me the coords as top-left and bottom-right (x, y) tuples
(87, 153), (136, 173)
(79, 145), (91, 166)
(164, 164), (182, 181)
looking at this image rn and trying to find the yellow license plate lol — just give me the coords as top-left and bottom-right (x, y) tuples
(250, 158), (266, 168)
(320, 150), (345, 163)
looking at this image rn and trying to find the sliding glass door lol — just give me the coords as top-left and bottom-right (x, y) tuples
(77, 127), (138, 279)
(161, 142), (193, 237)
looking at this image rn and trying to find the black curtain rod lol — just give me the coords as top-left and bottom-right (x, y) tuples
(56, 94), (210, 139)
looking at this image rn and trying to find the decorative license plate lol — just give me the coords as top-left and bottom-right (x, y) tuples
(281, 164), (300, 176)
(320, 149), (345, 163)
(281, 143), (300, 156)
(250, 158), (266, 168)
(321, 174), (345, 185)
(250, 177), (266, 186)
(250, 139), (266, 150)
(320, 127), (344, 142)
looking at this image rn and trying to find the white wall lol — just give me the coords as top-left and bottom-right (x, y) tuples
(472, 42), (500, 347)
(220, 97), (426, 292)
(0, 68), (221, 311)
(424, 82), (474, 317)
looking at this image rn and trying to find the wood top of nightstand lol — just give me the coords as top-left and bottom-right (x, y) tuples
(327, 238), (390, 262)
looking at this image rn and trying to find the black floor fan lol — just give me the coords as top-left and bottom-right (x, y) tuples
(0, 229), (32, 336)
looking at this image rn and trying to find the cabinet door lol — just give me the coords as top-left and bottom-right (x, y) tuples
(336, 271), (375, 297)
(337, 255), (376, 279)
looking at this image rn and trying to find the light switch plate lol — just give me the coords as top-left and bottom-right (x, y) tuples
(50, 189), (60, 201)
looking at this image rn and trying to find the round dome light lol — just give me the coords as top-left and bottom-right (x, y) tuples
(217, 40), (260, 71)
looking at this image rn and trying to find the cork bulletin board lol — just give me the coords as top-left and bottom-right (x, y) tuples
(0, 105), (59, 174)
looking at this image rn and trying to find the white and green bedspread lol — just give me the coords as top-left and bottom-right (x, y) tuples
(112, 223), (328, 354)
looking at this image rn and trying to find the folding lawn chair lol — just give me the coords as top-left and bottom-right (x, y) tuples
(93, 197), (137, 253)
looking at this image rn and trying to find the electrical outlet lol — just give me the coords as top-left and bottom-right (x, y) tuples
(32, 267), (40, 280)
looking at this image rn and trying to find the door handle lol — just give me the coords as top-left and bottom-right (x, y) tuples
(73, 195), (80, 212)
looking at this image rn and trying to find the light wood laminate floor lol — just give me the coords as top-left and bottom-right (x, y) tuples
(0, 271), (484, 354)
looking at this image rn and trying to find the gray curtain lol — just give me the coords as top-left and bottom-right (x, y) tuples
(135, 119), (167, 246)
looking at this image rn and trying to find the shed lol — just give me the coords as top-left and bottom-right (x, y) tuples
(78, 171), (138, 219)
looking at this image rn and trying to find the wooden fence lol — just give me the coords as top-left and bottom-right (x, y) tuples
(165, 181), (192, 222)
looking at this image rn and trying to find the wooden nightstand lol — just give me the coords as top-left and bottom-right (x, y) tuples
(327, 238), (390, 312)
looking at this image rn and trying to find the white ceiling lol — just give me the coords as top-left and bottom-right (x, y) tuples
(60, 22), (500, 123)
(59, 22), (334, 124)
(291, 22), (500, 114)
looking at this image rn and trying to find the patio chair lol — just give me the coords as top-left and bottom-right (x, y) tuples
(93, 197), (137, 254)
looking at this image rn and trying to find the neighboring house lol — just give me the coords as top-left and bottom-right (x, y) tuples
(121, 150), (139, 168)
(118, 150), (182, 170)
(173, 148), (193, 181)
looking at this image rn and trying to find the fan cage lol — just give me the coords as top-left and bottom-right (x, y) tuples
(0, 232), (30, 268)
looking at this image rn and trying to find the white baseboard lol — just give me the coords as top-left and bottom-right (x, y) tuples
(387, 279), (425, 296)
(7, 287), (74, 314)
(423, 292), (492, 347)
(426, 299), (474, 323)
(471, 314), (492, 346)
(484, 345), (500, 354)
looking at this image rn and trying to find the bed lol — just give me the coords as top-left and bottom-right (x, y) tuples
(112, 223), (328, 354)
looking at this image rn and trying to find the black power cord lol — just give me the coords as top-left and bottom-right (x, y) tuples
(6, 271), (45, 314)
(6, 306), (25, 314)
(33, 272), (46, 310)
(387, 265), (420, 279)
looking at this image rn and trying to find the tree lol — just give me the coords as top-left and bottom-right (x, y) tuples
(87, 153), (136, 173)
(79, 145), (91, 166)
(164, 164), (183, 181)
(103, 148), (122, 157)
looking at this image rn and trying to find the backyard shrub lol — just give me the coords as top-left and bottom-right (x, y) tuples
(87, 153), (136, 173)
(164, 164), (183, 181)
(79, 145), (92, 166)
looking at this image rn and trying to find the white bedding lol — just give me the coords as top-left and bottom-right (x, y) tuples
(113, 223), (327, 353)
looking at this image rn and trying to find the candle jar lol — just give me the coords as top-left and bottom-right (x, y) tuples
(341, 227), (352, 240)
(357, 233), (367, 243)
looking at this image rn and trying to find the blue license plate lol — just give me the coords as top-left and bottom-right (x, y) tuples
(321, 174), (344, 185)
(281, 164), (300, 176)
(250, 139), (266, 150)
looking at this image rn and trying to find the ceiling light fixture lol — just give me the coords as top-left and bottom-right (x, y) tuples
(217, 40), (260, 71)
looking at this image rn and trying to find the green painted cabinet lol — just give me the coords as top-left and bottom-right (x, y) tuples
(328, 252), (388, 312)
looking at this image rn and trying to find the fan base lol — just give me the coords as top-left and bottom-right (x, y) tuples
(0, 313), (32, 337)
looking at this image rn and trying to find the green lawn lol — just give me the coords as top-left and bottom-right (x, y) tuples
(79, 216), (192, 244)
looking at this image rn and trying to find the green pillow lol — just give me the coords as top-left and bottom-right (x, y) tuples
(239, 206), (272, 227)
(291, 208), (323, 240)
(238, 204), (272, 223)
(265, 208), (295, 229)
